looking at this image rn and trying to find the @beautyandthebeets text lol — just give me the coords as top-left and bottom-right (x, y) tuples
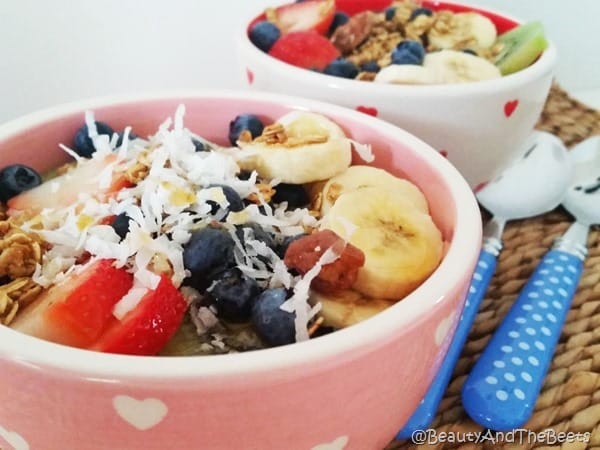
(410, 428), (591, 445)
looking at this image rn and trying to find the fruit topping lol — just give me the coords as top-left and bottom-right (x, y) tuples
(249, 20), (282, 52)
(268, 30), (340, 70)
(207, 268), (261, 322)
(252, 1), (547, 83)
(73, 121), (114, 158)
(183, 226), (236, 290)
(92, 275), (187, 355)
(10, 259), (133, 348)
(0, 164), (42, 202)
(237, 111), (352, 184)
(391, 40), (425, 65)
(228, 114), (265, 145)
(110, 212), (132, 241)
(251, 287), (296, 346)
(284, 229), (365, 293)
(7, 153), (130, 216)
(271, 183), (310, 208)
(321, 186), (443, 299)
(323, 58), (360, 78)
(271, 0), (336, 35)
(494, 21), (548, 75)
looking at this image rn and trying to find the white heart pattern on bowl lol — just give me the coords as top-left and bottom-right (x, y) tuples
(311, 435), (349, 450)
(112, 395), (168, 430)
(434, 314), (454, 347)
(0, 424), (29, 450)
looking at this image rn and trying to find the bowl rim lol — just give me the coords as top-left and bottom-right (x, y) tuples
(238, 0), (558, 96)
(0, 89), (482, 379)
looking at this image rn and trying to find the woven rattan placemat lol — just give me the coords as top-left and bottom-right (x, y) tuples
(387, 85), (600, 450)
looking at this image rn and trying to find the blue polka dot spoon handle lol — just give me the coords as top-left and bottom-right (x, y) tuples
(462, 248), (584, 431)
(397, 249), (498, 438)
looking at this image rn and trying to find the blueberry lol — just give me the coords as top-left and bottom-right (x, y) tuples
(323, 58), (359, 79)
(206, 184), (244, 215)
(208, 268), (260, 322)
(192, 138), (210, 152)
(251, 288), (296, 346)
(385, 7), (396, 21)
(361, 60), (381, 73)
(183, 226), (235, 289)
(115, 131), (138, 148)
(391, 40), (425, 65)
(272, 183), (309, 208)
(249, 21), (281, 53)
(110, 213), (132, 240)
(0, 164), (42, 202)
(228, 114), (264, 146)
(235, 222), (276, 250)
(462, 48), (478, 56)
(409, 7), (433, 21)
(73, 121), (114, 158)
(328, 12), (349, 34)
(274, 234), (304, 259)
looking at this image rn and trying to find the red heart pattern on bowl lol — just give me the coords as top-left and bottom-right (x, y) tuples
(246, 68), (254, 85)
(355, 106), (378, 117)
(504, 100), (519, 118)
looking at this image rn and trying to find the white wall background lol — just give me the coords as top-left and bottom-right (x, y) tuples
(0, 0), (598, 123)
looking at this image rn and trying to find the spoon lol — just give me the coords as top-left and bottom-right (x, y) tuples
(462, 135), (600, 431)
(397, 131), (572, 438)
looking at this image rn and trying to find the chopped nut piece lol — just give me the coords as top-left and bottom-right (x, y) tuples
(125, 149), (152, 184)
(150, 253), (174, 278)
(246, 182), (276, 204)
(331, 11), (375, 54)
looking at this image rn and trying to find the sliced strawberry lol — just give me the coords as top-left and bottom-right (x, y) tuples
(7, 153), (131, 216)
(274, 0), (335, 35)
(10, 259), (133, 348)
(91, 275), (187, 356)
(335, 0), (392, 16)
(268, 30), (340, 70)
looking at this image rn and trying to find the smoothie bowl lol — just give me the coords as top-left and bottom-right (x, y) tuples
(238, 0), (558, 190)
(0, 91), (480, 450)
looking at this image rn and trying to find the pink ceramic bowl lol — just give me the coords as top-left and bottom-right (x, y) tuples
(238, 0), (558, 191)
(0, 91), (480, 450)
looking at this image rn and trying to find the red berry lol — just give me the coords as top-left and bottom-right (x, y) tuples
(274, 0), (335, 35)
(92, 275), (187, 356)
(10, 259), (133, 348)
(268, 30), (340, 70)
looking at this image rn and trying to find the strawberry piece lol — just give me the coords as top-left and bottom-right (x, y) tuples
(268, 30), (340, 70)
(10, 259), (133, 348)
(7, 153), (131, 216)
(91, 275), (187, 356)
(284, 229), (365, 293)
(274, 0), (335, 35)
(335, 0), (392, 16)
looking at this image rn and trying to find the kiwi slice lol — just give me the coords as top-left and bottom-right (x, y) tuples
(494, 21), (548, 75)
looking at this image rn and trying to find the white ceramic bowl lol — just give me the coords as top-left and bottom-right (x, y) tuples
(0, 90), (481, 450)
(238, 0), (558, 190)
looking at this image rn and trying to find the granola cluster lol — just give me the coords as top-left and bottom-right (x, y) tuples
(0, 220), (44, 325)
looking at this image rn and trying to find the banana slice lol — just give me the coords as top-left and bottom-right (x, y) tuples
(309, 289), (395, 328)
(319, 165), (429, 215)
(321, 187), (443, 300)
(429, 12), (497, 50)
(424, 50), (501, 83)
(237, 111), (352, 184)
(374, 64), (439, 85)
